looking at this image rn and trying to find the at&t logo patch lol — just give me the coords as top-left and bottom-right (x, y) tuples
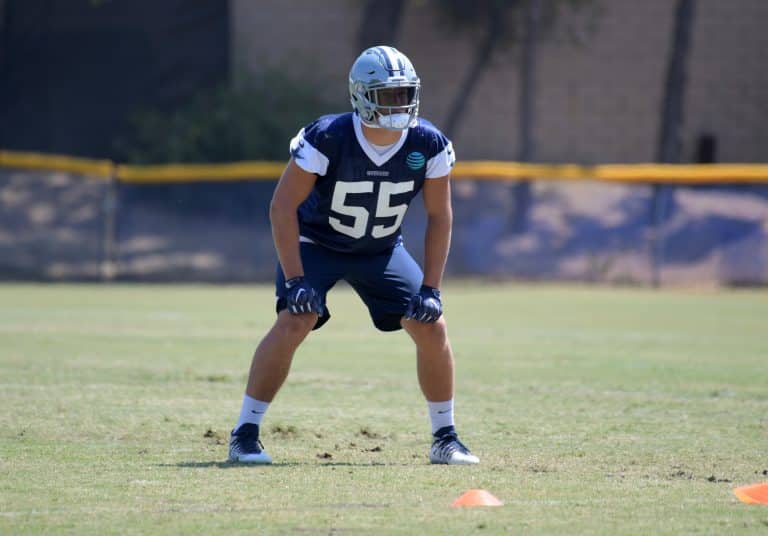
(406, 152), (426, 170)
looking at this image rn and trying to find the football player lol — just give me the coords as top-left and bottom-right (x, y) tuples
(229, 46), (479, 465)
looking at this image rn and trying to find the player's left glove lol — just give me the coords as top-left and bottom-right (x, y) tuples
(285, 276), (323, 315)
(405, 285), (443, 323)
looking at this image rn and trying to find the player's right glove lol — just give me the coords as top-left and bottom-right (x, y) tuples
(405, 285), (443, 323)
(285, 276), (323, 315)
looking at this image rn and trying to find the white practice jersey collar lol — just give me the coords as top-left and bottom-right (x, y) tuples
(353, 113), (409, 167)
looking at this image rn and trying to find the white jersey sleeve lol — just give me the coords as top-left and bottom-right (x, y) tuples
(289, 128), (330, 176)
(425, 141), (455, 179)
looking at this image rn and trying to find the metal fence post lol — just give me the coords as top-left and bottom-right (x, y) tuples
(101, 165), (118, 281)
(649, 183), (664, 287)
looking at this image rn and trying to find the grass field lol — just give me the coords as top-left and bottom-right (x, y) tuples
(1, 282), (767, 534)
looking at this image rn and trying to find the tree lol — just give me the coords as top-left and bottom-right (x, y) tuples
(650, 0), (697, 286)
(0, 0), (6, 74)
(656, 0), (696, 164)
(438, 0), (515, 140)
(511, 0), (541, 232)
(357, 0), (406, 50)
(114, 71), (333, 164)
(433, 0), (597, 232)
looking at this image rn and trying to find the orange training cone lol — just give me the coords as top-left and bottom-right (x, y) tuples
(451, 489), (504, 507)
(733, 483), (768, 505)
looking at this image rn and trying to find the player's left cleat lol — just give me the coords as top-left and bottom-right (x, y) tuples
(429, 426), (480, 465)
(228, 423), (272, 464)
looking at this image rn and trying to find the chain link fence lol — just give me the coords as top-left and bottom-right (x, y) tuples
(2, 165), (766, 285)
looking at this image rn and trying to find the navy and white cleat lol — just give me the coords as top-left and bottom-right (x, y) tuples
(429, 426), (480, 465)
(228, 423), (273, 464)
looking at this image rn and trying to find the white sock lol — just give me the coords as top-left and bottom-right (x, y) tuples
(427, 399), (455, 435)
(235, 394), (270, 431)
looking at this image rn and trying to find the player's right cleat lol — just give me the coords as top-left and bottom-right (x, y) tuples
(429, 426), (480, 465)
(228, 423), (272, 464)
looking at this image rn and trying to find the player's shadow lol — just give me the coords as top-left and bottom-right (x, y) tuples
(162, 461), (301, 469)
(164, 461), (414, 468)
(315, 462), (414, 467)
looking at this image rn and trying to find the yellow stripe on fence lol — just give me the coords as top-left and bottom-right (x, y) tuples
(115, 161), (286, 183)
(0, 150), (114, 178)
(2, 149), (768, 184)
(593, 164), (768, 183)
(452, 161), (768, 184)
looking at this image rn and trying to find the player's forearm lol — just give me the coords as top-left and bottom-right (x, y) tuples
(422, 212), (452, 289)
(269, 204), (304, 279)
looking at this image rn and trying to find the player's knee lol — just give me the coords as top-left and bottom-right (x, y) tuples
(427, 317), (448, 342)
(275, 312), (317, 340)
(404, 316), (448, 343)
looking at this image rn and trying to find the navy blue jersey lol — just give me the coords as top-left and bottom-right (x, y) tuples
(289, 112), (455, 254)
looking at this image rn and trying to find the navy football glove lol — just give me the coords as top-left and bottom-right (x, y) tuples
(285, 276), (323, 315)
(405, 285), (443, 323)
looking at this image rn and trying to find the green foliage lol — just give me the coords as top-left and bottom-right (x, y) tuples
(114, 71), (333, 164)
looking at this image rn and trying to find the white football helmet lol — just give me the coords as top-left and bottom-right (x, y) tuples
(349, 46), (421, 130)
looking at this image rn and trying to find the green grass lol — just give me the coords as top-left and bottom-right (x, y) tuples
(1, 282), (767, 534)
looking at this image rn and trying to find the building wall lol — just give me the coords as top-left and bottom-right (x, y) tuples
(230, 0), (360, 107)
(231, 0), (768, 164)
(684, 0), (768, 163)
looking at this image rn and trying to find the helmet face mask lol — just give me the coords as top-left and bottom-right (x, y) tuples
(349, 46), (421, 131)
(371, 86), (416, 109)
